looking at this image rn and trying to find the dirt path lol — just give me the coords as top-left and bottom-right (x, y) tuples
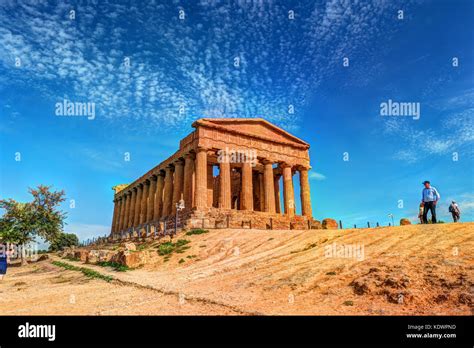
(1, 222), (473, 315)
(0, 260), (243, 315)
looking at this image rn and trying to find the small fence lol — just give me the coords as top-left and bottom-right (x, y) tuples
(81, 217), (397, 247)
(340, 220), (393, 229)
(81, 214), (185, 247)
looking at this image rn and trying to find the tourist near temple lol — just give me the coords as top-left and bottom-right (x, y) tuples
(110, 118), (318, 239)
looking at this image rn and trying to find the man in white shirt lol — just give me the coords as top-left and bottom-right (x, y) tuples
(421, 180), (441, 224)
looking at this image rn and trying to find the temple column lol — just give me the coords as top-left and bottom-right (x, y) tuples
(172, 160), (184, 214)
(118, 196), (126, 231)
(123, 194), (130, 231)
(115, 197), (123, 232)
(129, 188), (136, 228)
(207, 164), (214, 207)
(124, 191), (132, 229)
(218, 151), (231, 209)
(147, 176), (157, 222)
(282, 164), (295, 217)
(154, 172), (164, 219)
(140, 181), (149, 224)
(299, 167), (313, 218)
(162, 166), (174, 216)
(111, 199), (119, 233)
(183, 153), (194, 210)
(274, 174), (282, 214)
(240, 161), (253, 211)
(263, 160), (276, 213)
(258, 172), (265, 211)
(194, 147), (208, 209)
(134, 184), (142, 226)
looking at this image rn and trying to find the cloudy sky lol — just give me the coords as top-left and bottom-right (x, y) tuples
(0, 0), (473, 243)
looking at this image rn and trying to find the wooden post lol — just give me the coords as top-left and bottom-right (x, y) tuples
(339, 220), (343, 229)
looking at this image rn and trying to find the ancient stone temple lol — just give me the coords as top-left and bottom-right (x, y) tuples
(110, 118), (317, 239)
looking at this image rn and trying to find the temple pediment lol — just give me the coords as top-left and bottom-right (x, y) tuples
(193, 118), (309, 148)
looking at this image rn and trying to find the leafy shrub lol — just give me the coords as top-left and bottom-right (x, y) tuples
(96, 261), (129, 272)
(185, 229), (209, 236)
(49, 232), (79, 252)
(157, 239), (190, 256)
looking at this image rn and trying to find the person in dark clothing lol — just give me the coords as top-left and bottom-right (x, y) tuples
(449, 201), (461, 222)
(421, 181), (441, 224)
(0, 243), (9, 280)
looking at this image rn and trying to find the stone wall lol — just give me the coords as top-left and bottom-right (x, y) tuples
(183, 207), (321, 230)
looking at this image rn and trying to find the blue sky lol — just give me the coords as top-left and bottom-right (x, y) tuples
(0, 0), (473, 243)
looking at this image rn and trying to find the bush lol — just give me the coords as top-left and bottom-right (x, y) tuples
(157, 239), (191, 257)
(49, 232), (79, 252)
(96, 261), (129, 272)
(157, 242), (175, 256)
(185, 229), (209, 236)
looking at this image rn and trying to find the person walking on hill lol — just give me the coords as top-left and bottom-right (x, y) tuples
(421, 180), (440, 224)
(449, 201), (461, 222)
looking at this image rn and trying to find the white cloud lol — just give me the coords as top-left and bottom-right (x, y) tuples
(0, 1), (404, 133)
(309, 171), (326, 181)
(393, 149), (418, 164)
(382, 90), (474, 163)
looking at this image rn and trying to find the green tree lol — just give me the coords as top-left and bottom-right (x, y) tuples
(49, 232), (79, 252)
(0, 185), (67, 265)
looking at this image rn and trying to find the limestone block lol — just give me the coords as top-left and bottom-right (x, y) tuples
(86, 250), (100, 264)
(124, 242), (137, 251)
(400, 218), (411, 226)
(74, 250), (89, 262)
(322, 218), (338, 230)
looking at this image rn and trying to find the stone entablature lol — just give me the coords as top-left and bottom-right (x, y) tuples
(110, 118), (314, 236)
(112, 184), (129, 194)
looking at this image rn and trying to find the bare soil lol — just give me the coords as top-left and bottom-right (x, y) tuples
(1, 222), (473, 315)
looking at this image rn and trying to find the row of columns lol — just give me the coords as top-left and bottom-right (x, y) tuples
(111, 147), (313, 234)
(111, 154), (195, 233)
(193, 148), (312, 218)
